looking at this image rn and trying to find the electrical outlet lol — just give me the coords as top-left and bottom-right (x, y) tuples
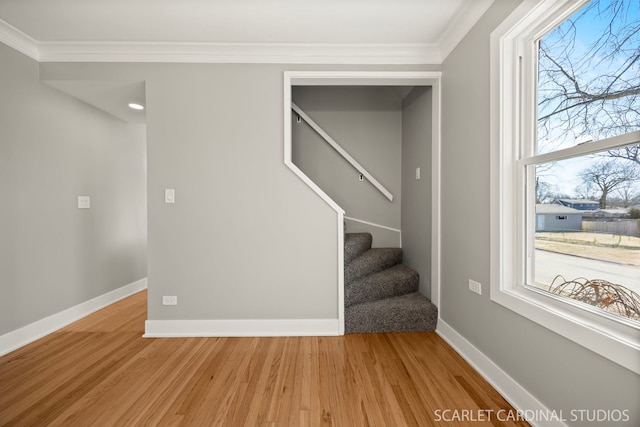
(162, 296), (177, 305)
(469, 279), (482, 295)
(77, 196), (91, 209)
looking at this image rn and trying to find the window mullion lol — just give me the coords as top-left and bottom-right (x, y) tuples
(521, 130), (640, 166)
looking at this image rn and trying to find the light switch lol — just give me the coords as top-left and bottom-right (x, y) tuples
(78, 196), (90, 209)
(415, 167), (421, 180)
(165, 189), (175, 204)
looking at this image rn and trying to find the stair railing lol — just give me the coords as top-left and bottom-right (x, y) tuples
(292, 103), (394, 202)
(345, 216), (402, 246)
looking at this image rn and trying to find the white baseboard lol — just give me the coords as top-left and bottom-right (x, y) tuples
(0, 278), (148, 356)
(436, 320), (568, 427)
(144, 318), (340, 337)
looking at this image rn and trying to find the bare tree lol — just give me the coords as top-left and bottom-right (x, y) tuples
(536, 178), (553, 203)
(537, 0), (640, 152)
(535, 162), (558, 203)
(574, 181), (599, 201)
(614, 179), (640, 206)
(579, 159), (639, 208)
(608, 143), (640, 166)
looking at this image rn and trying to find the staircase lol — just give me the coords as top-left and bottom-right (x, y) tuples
(344, 232), (438, 333)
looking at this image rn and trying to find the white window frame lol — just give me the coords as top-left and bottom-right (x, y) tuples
(490, 0), (640, 374)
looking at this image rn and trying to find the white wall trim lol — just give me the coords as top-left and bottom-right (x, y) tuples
(337, 216), (345, 335)
(437, 320), (568, 427)
(38, 42), (442, 64)
(0, 18), (443, 65)
(2, 37), (443, 64)
(144, 319), (340, 337)
(0, 18), (39, 60)
(430, 79), (442, 310)
(284, 73), (345, 215)
(0, 278), (148, 356)
(438, 0), (495, 61)
(284, 71), (346, 335)
(1, 1), (494, 65)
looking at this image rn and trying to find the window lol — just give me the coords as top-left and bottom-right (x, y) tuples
(491, 0), (640, 374)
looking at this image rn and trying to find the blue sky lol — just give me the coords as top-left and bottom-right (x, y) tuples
(536, 0), (640, 201)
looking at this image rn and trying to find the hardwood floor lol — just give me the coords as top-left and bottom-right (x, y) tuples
(0, 291), (529, 426)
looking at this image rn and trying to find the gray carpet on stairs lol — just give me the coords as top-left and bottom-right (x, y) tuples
(345, 264), (418, 307)
(345, 247), (403, 284)
(345, 292), (438, 333)
(344, 233), (372, 265)
(344, 232), (438, 334)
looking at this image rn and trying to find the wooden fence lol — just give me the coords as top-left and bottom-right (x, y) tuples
(582, 219), (640, 237)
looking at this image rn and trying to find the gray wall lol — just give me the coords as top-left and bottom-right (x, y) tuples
(0, 43), (147, 335)
(38, 63), (441, 322)
(401, 87), (432, 296)
(292, 86), (402, 247)
(143, 66), (338, 320)
(441, 0), (640, 425)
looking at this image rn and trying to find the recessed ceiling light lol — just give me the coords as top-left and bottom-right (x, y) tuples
(128, 103), (145, 110)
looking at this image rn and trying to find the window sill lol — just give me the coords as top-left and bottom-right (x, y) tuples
(490, 282), (640, 374)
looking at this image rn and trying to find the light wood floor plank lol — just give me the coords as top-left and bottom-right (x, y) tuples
(0, 290), (530, 426)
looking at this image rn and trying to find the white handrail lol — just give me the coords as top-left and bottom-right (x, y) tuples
(344, 216), (401, 233)
(292, 103), (394, 202)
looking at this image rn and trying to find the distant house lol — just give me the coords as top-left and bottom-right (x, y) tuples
(536, 204), (583, 231)
(592, 209), (628, 218)
(554, 198), (599, 210)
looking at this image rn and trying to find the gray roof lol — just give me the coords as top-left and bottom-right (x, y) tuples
(536, 204), (582, 214)
(555, 199), (599, 205)
(595, 209), (628, 215)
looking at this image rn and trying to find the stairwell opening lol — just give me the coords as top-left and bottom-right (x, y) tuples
(284, 72), (441, 334)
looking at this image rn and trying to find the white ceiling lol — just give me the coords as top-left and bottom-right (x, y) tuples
(1, 0), (466, 44)
(0, 0), (494, 64)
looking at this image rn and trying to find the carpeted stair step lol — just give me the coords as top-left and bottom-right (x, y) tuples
(345, 264), (419, 307)
(345, 247), (403, 285)
(344, 233), (372, 265)
(345, 292), (438, 333)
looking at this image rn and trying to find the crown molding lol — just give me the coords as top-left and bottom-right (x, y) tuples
(3, 8), (503, 65)
(35, 41), (441, 64)
(0, 18), (39, 60)
(0, 16), (442, 65)
(438, 0), (495, 61)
